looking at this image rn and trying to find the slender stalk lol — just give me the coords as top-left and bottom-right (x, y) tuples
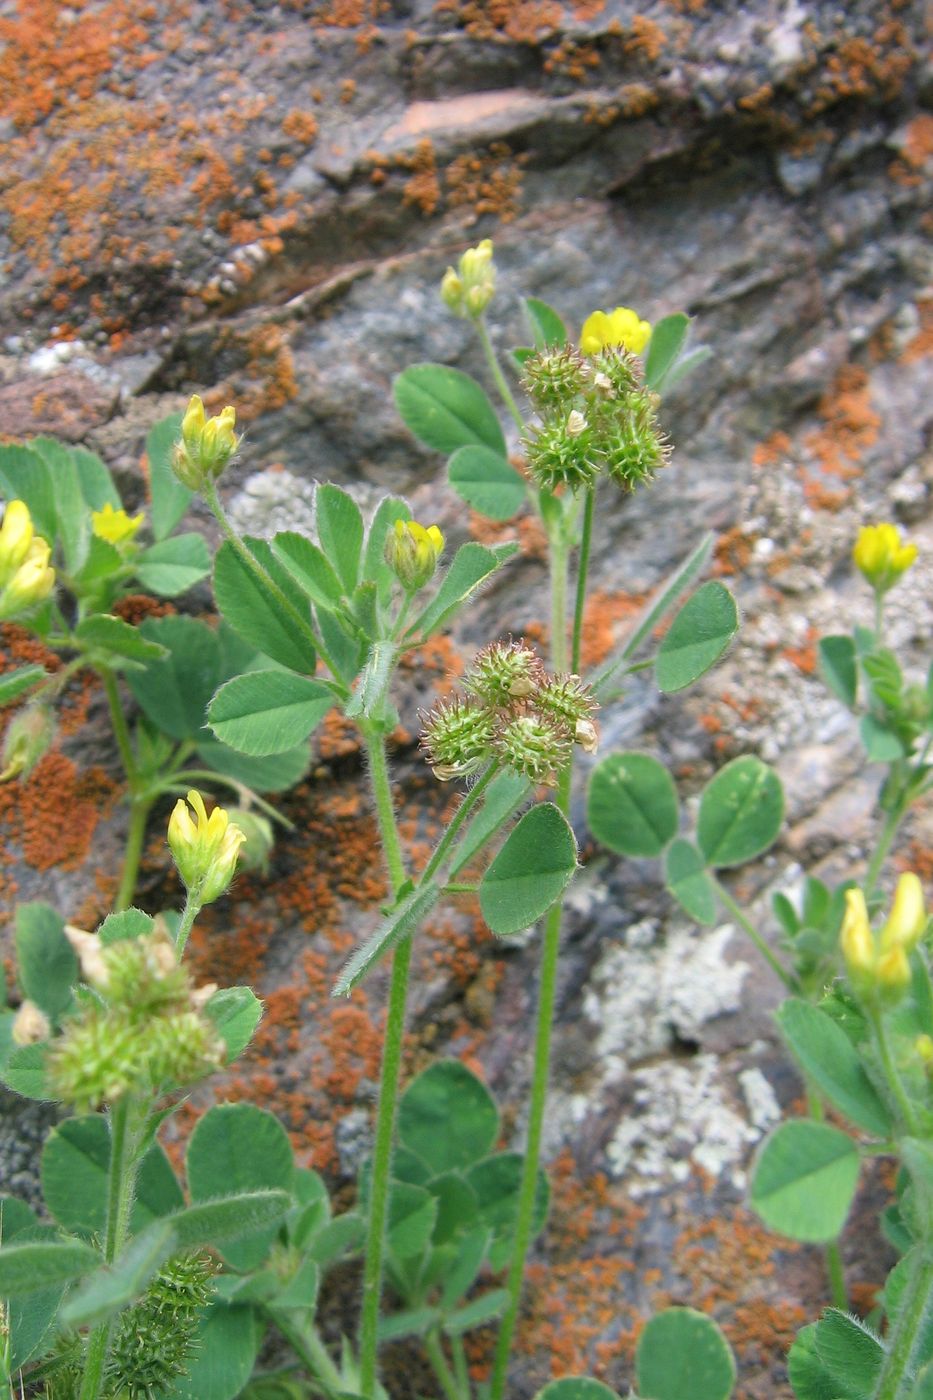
(166, 771), (294, 829)
(201, 478), (340, 682)
(174, 892), (203, 958)
(712, 878), (796, 990)
(358, 728), (409, 1399)
(475, 318), (524, 432)
(549, 540), (569, 674)
(869, 1005), (920, 1136)
(490, 480), (599, 1399)
(271, 1312), (343, 1399)
(99, 667), (138, 785)
(452, 1334), (471, 1397)
(864, 802), (906, 901)
(824, 1241), (848, 1311)
(571, 487), (595, 675)
(872, 1245), (933, 1400)
(113, 797), (154, 914)
(78, 1099), (140, 1400)
(425, 1331), (464, 1400)
(421, 764), (499, 886)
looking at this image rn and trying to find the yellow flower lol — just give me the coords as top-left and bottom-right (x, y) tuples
(0, 500), (55, 620)
(168, 789), (246, 905)
(580, 306), (652, 356)
(172, 395), (240, 490)
(440, 239), (496, 319)
(384, 518), (444, 592)
(839, 873), (928, 1002)
(852, 523), (917, 593)
(92, 502), (144, 547)
(880, 872), (926, 954)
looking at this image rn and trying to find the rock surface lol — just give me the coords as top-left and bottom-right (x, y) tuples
(1, 0), (932, 1394)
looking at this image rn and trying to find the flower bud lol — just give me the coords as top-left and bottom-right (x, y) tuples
(916, 1034), (933, 1066)
(880, 872), (926, 955)
(168, 790), (246, 904)
(439, 239), (496, 319)
(839, 887), (875, 984)
(12, 999), (51, 1046)
(91, 502), (144, 548)
(0, 501), (55, 620)
(223, 807), (275, 876)
(64, 925), (111, 989)
(171, 395), (240, 490)
(875, 945), (911, 997)
(384, 519), (444, 592)
(0, 703), (55, 782)
(853, 523), (918, 593)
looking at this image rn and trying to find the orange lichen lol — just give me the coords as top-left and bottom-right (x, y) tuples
(579, 588), (646, 670)
(400, 138), (441, 216)
(445, 142), (526, 224)
(624, 15), (667, 61)
(713, 526), (756, 578)
(804, 365), (879, 478)
(433, 0), (562, 43)
(282, 108), (319, 145)
(2, 751), (118, 872)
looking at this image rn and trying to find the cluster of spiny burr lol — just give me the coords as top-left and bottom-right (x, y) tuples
(420, 640), (598, 786)
(520, 344), (671, 494)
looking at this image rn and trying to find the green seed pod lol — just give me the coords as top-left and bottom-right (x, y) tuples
(494, 710), (572, 785)
(521, 347), (589, 411)
(587, 344), (641, 400)
(420, 697), (496, 781)
(107, 1251), (215, 1398)
(463, 640), (545, 707)
(524, 411), (603, 492)
(602, 394), (671, 490)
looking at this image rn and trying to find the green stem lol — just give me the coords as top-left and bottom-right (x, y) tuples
(271, 1311), (343, 1399)
(452, 1334), (471, 1397)
(475, 318), (524, 432)
(421, 764), (499, 886)
(114, 797), (154, 914)
(712, 878), (796, 991)
(571, 486), (595, 675)
(100, 667), (138, 787)
(869, 1005), (920, 1136)
(358, 728), (409, 1400)
(550, 540), (569, 674)
(425, 1331), (464, 1400)
(201, 478), (340, 683)
(872, 1245), (933, 1400)
(168, 771), (294, 829)
(864, 801), (906, 901)
(174, 892), (203, 958)
(78, 1099), (140, 1400)
(490, 479), (599, 1399)
(825, 1240), (848, 1311)
(874, 588), (884, 643)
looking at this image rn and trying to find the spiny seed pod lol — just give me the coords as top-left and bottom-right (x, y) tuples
(421, 698), (496, 781)
(536, 674), (599, 752)
(587, 344), (641, 401)
(524, 412), (603, 493)
(463, 640), (545, 707)
(494, 710), (572, 786)
(521, 347), (589, 411)
(107, 1251), (215, 1398)
(603, 398), (671, 490)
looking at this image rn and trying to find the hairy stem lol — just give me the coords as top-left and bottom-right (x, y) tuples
(113, 797), (154, 914)
(358, 728), (409, 1399)
(78, 1099), (141, 1400)
(475, 318), (524, 433)
(870, 1005), (920, 1136)
(271, 1312), (343, 1399)
(425, 1331), (465, 1400)
(549, 540), (569, 675)
(174, 891), (203, 958)
(571, 486), (595, 674)
(872, 1245), (933, 1400)
(864, 802), (906, 901)
(421, 764), (499, 886)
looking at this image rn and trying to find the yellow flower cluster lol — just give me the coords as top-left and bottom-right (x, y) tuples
(579, 306), (652, 356)
(840, 872), (927, 997)
(384, 518), (444, 592)
(852, 523), (917, 593)
(440, 239), (496, 319)
(172, 395), (240, 490)
(168, 789), (246, 905)
(0, 500), (55, 620)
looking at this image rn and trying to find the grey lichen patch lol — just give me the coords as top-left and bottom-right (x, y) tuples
(605, 1055), (775, 1195)
(583, 921), (750, 1072)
